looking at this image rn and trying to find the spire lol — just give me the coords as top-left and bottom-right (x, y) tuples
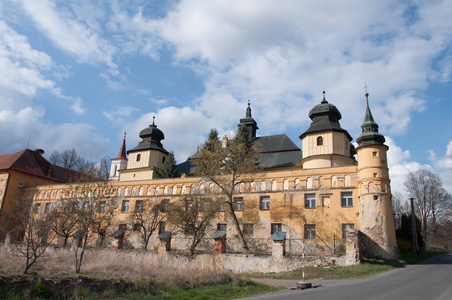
(239, 100), (259, 140)
(246, 100), (252, 118)
(356, 89), (385, 148)
(113, 132), (128, 160)
(321, 90), (328, 104)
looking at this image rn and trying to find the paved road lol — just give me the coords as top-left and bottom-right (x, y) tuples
(241, 253), (452, 300)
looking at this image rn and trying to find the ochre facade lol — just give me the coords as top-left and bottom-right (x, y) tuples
(20, 92), (398, 259)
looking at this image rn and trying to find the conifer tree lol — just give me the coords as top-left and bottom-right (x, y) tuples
(155, 151), (180, 179)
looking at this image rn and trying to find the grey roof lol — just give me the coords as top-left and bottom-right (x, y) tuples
(259, 151), (301, 169)
(157, 231), (172, 239)
(177, 134), (302, 174)
(254, 134), (300, 153)
(128, 140), (169, 154)
(212, 230), (227, 239)
(356, 94), (385, 148)
(271, 231), (287, 241)
(112, 229), (126, 238)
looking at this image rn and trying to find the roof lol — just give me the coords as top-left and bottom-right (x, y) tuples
(157, 231), (172, 239)
(212, 230), (227, 239)
(113, 135), (128, 160)
(128, 120), (169, 155)
(177, 134), (302, 174)
(254, 134), (300, 153)
(271, 231), (287, 241)
(0, 149), (83, 183)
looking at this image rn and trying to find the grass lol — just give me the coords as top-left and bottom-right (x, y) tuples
(248, 249), (450, 281)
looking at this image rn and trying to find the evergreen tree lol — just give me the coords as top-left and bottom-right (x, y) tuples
(156, 151), (180, 179)
(396, 213), (425, 251)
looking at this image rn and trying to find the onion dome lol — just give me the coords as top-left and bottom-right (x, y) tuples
(127, 117), (168, 154)
(300, 91), (352, 140)
(356, 92), (385, 148)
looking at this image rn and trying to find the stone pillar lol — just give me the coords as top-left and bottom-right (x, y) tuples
(157, 231), (172, 254)
(271, 231), (287, 258)
(345, 228), (360, 265)
(212, 231), (227, 254)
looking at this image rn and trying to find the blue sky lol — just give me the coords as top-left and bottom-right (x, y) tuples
(0, 0), (451, 196)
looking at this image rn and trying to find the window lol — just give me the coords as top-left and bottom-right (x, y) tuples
(305, 193), (316, 208)
(341, 192), (353, 207)
(159, 222), (166, 234)
(304, 224), (316, 239)
(34, 203), (41, 214)
(135, 200), (143, 213)
(121, 200), (130, 213)
(234, 197), (243, 211)
(317, 136), (323, 146)
(98, 201), (106, 213)
(119, 224), (127, 231)
(260, 196), (270, 210)
(271, 223), (282, 235)
(342, 224), (354, 240)
(162, 156), (166, 163)
(217, 223), (227, 231)
(136, 154), (141, 162)
(218, 198), (226, 212)
(44, 203), (51, 214)
(83, 202), (89, 212)
(243, 224), (253, 235)
(133, 223), (141, 232)
(161, 199), (169, 212)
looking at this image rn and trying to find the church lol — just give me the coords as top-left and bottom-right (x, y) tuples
(23, 91), (398, 259)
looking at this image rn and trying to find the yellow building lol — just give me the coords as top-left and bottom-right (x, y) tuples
(23, 92), (398, 259)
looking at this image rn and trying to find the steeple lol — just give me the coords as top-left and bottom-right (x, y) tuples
(239, 101), (259, 139)
(113, 132), (127, 160)
(356, 91), (385, 148)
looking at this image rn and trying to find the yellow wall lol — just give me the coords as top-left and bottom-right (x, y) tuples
(127, 150), (167, 170)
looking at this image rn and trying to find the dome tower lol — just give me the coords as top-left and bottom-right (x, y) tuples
(356, 91), (398, 259)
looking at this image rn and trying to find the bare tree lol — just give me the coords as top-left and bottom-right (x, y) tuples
(65, 180), (118, 273)
(128, 200), (167, 250)
(195, 127), (261, 251)
(1, 199), (54, 274)
(47, 199), (80, 247)
(404, 169), (451, 242)
(168, 194), (221, 256)
(392, 192), (406, 229)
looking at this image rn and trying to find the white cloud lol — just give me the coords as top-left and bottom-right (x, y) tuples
(0, 106), (109, 160)
(71, 98), (85, 115)
(17, 0), (117, 69)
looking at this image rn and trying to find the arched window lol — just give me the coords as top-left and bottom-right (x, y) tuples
(162, 156), (166, 163)
(317, 136), (323, 146)
(136, 154), (141, 162)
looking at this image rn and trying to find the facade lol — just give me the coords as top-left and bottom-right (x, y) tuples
(0, 149), (81, 236)
(22, 92), (398, 259)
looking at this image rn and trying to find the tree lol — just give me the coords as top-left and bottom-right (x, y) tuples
(392, 192), (406, 229)
(404, 169), (451, 242)
(128, 200), (167, 250)
(64, 180), (118, 273)
(49, 149), (81, 170)
(195, 127), (261, 251)
(155, 151), (180, 179)
(168, 193), (221, 255)
(1, 199), (54, 274)
(396, 213), (425, 251)
(47, 199), (80, 248)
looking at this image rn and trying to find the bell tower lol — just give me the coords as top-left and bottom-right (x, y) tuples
(109, 133), (128, 181)
(356, 90), (398, 259)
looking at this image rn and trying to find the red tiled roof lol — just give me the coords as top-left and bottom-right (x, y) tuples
(0, 149), (82, 183)
(113, 135), (128, 160)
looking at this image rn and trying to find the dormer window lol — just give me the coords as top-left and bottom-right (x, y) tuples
(317, 136), (323, 146)
(136, 154), (141, 162)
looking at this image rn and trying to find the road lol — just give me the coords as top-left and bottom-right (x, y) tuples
(241, 253), (452, 300)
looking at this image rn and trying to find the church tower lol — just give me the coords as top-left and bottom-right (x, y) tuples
(119, 117), (169, 181)
(239, 101), (259, 140)
(356, 91), (398, 259)
(299, 91), (355, 169)
(109, 133), (128, 181)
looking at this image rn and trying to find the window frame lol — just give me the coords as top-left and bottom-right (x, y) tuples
(341, 192), (353, 207)
(342, 223), (355, 240)
(260, 196), (270, 210)
(135, 200), (144, 213)
(270, 223), (282, 235)
(121, 200), (130, 213)
(234, 197), (243, 211)
(305, 193), (316, 209)
(98, 201), (106, 213)
(217, 223), (227, 232)
(161, 199), (169, 212)
(243, 223), (254, 235)
(317, 136), (323, 146)
(304, 224), (316, 240)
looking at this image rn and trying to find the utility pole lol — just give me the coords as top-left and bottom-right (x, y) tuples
(410, 198), (419, 257)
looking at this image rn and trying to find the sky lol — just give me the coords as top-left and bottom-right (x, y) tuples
(0, 0), (451, 197)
